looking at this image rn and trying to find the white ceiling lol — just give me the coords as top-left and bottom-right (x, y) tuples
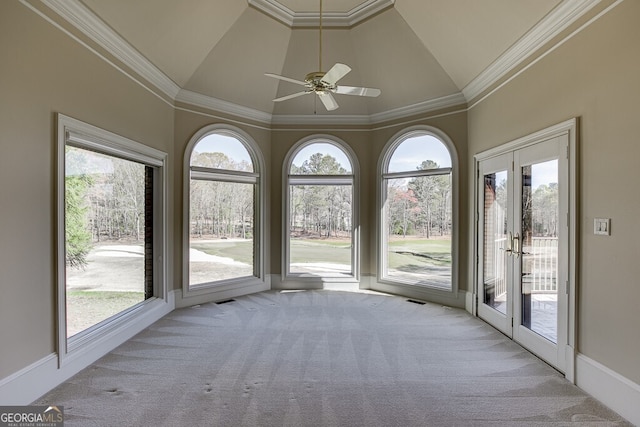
(40, 0), (602, 120)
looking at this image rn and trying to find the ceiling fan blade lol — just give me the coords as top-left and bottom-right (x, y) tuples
(318, 92), (339, 111)
(273, 91), (310, 102)
(321, 63), (351, 85)
(265, 73), (308, 86)
(335, 86), (381, 97)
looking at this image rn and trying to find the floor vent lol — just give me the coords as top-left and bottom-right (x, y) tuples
(216, 299), (236, 305)
(407, 299), (426, 305)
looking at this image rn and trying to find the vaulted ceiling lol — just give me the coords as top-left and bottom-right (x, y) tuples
(34, 0), (604, 121)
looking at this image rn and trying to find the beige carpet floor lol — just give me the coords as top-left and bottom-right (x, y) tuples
(36, 290), (631, 426)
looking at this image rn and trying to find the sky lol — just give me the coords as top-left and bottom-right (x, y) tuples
(194, 134), (253, 165)
(66, 146), (115, 176)
(490, 159), (558, 191)
(530, 159), (558, 190)
(388, 135), (452, 172)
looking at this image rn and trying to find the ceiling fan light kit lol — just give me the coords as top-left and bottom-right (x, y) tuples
(265, 0), (381, 111)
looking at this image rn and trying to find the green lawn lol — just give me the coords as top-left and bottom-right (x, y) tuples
(388, 238), (451, 270)
(67, 290), (145, 336)
(189, 237), (450, 270)
(190, 240), (254, 264)
(290, 238), (351, 264)
(388, 238), (450, 253)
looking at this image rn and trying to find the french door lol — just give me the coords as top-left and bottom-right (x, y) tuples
(477, 129), (573, 373)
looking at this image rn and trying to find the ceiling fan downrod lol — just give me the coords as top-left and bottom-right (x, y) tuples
(319, 0), (323, 73)
(264, 0), (381, 111)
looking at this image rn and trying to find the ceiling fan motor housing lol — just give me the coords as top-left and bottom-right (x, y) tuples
(305, 71), (335, 93)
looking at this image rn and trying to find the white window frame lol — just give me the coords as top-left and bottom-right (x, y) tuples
(56, 114), (168, 366)
(183, 124), (266, 297)
(376, 125), (459, 297)
(283, 135), (360, 283)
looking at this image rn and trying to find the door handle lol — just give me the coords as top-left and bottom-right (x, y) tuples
(504, 232), (514, 255)
(513, 232), (520, 257)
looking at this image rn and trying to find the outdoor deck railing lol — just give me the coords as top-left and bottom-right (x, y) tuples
(493, 237), (508, 298)
(526, 236), (558, 292)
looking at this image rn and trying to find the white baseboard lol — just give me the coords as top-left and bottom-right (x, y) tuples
(0, 290), (177, 405)
(576, 353), (640, 425)
(0, 353), (59, 406)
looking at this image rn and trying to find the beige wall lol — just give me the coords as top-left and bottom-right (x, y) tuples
(0, 2), (174, 379)
(467, 0), (640, 383)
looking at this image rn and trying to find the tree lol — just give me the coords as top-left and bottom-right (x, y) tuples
(189, 151), (255, 239)
(299, 153), (347, 175)
(388, 186), (419, 237)
(65, 175), (93, 269)
(290, 153), (352, 238)
(407, 160), (451, 238)
(532, 183), (558, 236)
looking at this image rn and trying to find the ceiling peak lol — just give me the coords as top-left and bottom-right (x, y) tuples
(248, 0), (394, 27)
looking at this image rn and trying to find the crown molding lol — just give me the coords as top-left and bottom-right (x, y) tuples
(248, 0), (394, 27)
(270, 113), (372, 126)
(463, 0), (602, 102)
(369, 93), (467, 124)
(269, 92), (466, 126)
(39, 0), (181, 99)
(176, 90), (273, 124)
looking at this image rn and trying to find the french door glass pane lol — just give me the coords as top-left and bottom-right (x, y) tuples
(189, 180), (255, 285)
(289, 184), (352, 276)
(521, 160), (558, 343)
(483, 171), (508, 314)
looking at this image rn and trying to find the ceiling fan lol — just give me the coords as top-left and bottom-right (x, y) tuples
(265, 0), (381, 111)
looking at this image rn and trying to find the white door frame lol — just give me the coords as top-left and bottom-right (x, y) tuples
(473, 118), (578, 382)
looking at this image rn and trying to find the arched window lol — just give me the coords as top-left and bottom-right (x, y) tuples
(284, 136), (359, 280)
(379, 128), (456, 291)
(184, 126), (264, 291)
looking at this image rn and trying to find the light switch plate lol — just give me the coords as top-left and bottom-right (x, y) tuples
(594, 218), (611, 235)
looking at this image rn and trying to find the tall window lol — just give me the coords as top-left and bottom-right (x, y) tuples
(285, 137), (358, 279)
(380, 130), (454, 291)
(57, 114), (166, 358)
(185, 127), (262, 290)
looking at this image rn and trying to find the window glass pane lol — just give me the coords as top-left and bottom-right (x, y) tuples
(65, 146), (150, 337)
(191, 134), (254, 172)
(388, 135), (452, 173)
(189, 180), (255, 284)
(521, 160), (559, 343)
(291, 143), (352, 174)
(289, 184), (352, 276)
(483, 171), (508, 314)
(384, 173), (452, 289)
